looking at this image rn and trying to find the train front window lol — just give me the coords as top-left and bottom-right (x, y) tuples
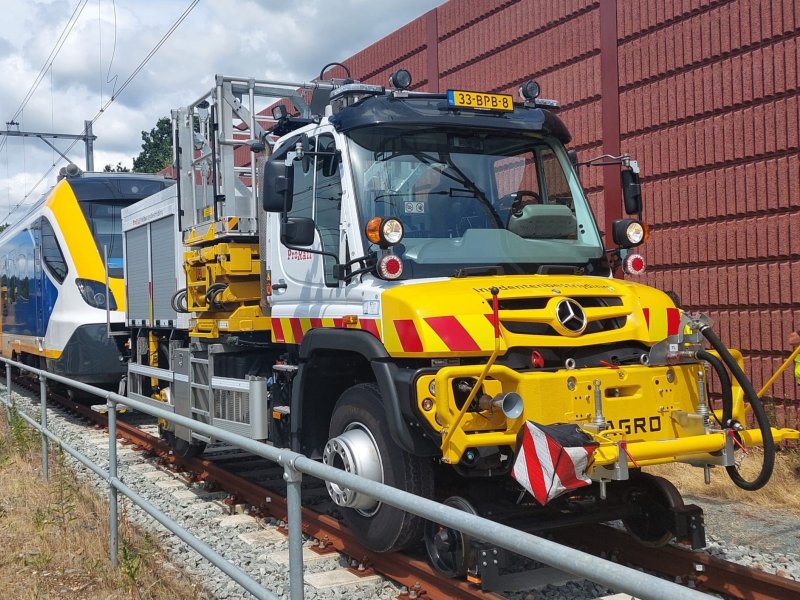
(348, 126), (604, 278)
(78, 201), (125, 278)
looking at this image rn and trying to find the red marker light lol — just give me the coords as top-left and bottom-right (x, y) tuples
(378, 254), (403, 279)
(530, 350), (544, 368)
(623, 253), (646, 275)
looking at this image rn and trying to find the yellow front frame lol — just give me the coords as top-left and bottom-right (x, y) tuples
(416, 355), (800, 468)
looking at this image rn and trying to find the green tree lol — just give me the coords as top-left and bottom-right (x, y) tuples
(132, 117), (172, 173)
(103, 162), (130, 172)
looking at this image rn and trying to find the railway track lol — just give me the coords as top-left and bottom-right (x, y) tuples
(11, 375), (800, 600)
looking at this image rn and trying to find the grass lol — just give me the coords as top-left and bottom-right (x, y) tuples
(648, 447), (800, 511)
(0, 406), (208, 600)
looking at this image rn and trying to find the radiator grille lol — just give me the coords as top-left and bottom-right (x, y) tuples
(214, 389), (251, 424)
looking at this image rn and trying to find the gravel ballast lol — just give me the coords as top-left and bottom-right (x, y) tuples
(4, 383), (799, 600)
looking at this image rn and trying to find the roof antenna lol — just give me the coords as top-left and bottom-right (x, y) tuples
(319, 62), (352, 83)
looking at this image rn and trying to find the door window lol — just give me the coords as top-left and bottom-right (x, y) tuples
(313, 134), (342, 286)
(278, 133), (342, 287)
(40, 217), (68, 283)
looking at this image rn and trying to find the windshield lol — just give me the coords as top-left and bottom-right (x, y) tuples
(78, 201), (125, 278)
(348, 127), (604, 278)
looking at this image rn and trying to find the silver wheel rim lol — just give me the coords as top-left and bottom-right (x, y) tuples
(323, 421), (384, 516)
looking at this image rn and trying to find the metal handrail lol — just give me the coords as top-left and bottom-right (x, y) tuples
(0, 356), (714, 600)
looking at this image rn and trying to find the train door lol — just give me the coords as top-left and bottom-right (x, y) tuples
(30, 223), (44, 337)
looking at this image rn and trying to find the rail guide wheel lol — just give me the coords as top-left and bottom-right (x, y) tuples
(621, 473), (684, 547)
(173, 438), (207, 458)
(424, 495), (478, 578)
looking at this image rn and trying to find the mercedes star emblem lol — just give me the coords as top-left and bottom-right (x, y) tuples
(555, 298), (587, 334)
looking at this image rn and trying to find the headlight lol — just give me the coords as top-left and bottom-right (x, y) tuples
(76, 278), (117, 310)
(381, 218), (404, 245)
(365, 217), (404, 247)
(625, 221), (645, 245)
(612, 218), (647, 248)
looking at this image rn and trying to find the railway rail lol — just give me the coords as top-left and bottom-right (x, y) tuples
(15, 375), (797, 600)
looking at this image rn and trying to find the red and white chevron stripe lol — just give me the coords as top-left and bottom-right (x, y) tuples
(512, 421), (595, 506)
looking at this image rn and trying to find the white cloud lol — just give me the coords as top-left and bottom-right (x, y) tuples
(0, 0), (442, 223)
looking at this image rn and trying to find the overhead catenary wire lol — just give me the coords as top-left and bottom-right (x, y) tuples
(0, 0), (201, 226)
(0, 0), (90, 157)
(104, 0), (120, 101)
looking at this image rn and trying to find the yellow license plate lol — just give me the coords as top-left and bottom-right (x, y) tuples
(447, 90), (514, 112)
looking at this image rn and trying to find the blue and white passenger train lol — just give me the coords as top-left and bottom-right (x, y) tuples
(0, 168), (173, 385)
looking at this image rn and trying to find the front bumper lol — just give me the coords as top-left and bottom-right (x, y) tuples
(414, 362), (800, 469)
(46, 323), (125, 385)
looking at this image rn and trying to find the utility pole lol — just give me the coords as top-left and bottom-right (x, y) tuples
(0, 120), (96, 171)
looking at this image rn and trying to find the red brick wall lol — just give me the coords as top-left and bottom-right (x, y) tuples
(339, 0), (800, 424)
(617, 0), (800, 425)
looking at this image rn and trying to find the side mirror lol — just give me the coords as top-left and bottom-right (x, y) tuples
(621, 168), (642, 215)
(281, 217), (316, 247)
(263, 160), (294, 213)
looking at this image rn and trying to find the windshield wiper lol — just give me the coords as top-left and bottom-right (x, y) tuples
(537, 264), (582, 275)
(454, 265), (504, 278)
(413, 152), (504, 227)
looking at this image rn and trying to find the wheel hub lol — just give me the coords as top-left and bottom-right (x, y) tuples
(323, 423), (384, 514)
(424, 496), (478, 578)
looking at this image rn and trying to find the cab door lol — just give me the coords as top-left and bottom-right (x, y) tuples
(267, 130), (353, 323)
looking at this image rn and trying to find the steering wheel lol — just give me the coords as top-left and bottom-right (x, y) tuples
(510, 190), (540, 209)
(499, 190), (540, 225)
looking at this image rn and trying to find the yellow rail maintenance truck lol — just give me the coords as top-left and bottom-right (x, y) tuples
(121, 69), (799, 576)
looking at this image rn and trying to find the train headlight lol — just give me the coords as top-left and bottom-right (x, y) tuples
(76, 278), (118, 310)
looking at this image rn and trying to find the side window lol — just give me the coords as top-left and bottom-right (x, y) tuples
(17, 252), (29, 301)
(538, 147), (573, 209)
(492, 155), (540, 225)
(314, 134), (342, 286)
(0, 256), (6, 316)
(289, 148), (314, 220)
(493, 155), (540, 197)
(8, 250), (16, 303)
(41, 217), (68, 283)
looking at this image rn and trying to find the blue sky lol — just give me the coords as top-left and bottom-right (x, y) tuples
(0, 0), (442, 222)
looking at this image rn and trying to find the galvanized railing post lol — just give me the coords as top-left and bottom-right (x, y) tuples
(108, 396), (119, 567)
(40, 376), (48, 480)
(283, 458), (305, 600)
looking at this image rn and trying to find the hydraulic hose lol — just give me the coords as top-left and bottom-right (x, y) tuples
(170, 288), (188, 313)
(696, 350), (733, 426)
(204, 283), (228, 309)
(700, 326), (775, 490)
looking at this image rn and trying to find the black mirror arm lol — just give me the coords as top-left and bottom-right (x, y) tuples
(281, 239), (361, 283)
(332, 253), (377, 283)
(577, 153), (635, 168)
(292, 148), (338, 161)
